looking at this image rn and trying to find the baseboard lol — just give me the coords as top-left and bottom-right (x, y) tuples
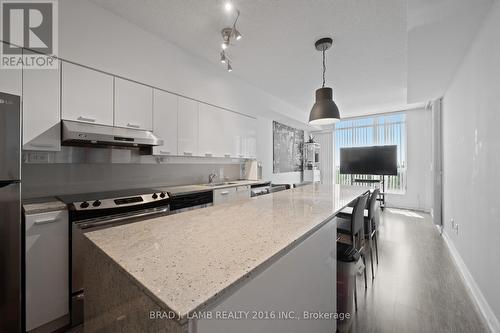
(384, 203), (430, 213)
(442, 231), (500, 333)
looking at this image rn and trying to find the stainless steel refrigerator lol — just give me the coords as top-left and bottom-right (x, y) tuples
(0, 92), (22, 333)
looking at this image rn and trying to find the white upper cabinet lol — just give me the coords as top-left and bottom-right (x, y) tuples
(199, 103), (233, 157)
(22, 60), (61, 151)
(230, 114), (257, 158)
(61, 62), (113, 126)
(177, 97), (199, 156)
(244, 117), (257, 159)
(0, 67), (22, 96)
(153, 89), (178, 156)
(114, 78), (153, 130)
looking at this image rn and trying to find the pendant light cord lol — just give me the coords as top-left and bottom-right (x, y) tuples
(322, 48), (326, 88)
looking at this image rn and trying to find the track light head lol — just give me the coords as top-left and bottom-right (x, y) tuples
(220, 51), (227, 63)
(221, 28), (232, 50)
(227, 62), (232, 72)
(233, 29), (242, 41)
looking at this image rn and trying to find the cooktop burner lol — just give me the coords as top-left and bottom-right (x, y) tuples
(57, 188), (167, 204)
(57, 188), (170, 211)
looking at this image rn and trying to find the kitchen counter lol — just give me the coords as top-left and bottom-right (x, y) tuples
(23, 198), (67, 214)
(21, 180), (268, 213)
(83, 184), (367, 328)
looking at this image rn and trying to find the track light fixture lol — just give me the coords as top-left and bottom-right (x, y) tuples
(218, 4), (243, 71)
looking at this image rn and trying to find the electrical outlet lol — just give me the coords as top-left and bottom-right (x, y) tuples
(27, 152), (49, 163)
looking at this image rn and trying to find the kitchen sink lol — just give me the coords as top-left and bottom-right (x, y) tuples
(204, 182), (238, 187)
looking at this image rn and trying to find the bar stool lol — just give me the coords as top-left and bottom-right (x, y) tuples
(338, 189), (380, 279)
(336, 192), (370, 310)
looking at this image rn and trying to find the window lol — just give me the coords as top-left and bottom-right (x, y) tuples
(334, 113), (407, 194)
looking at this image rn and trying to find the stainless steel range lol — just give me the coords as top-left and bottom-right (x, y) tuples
(57, 188), (171, 328)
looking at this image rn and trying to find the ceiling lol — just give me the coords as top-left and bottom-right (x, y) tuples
(407, 0), (493, 103)
(89, 0), (408, 118)
(88, 0), (492, 120)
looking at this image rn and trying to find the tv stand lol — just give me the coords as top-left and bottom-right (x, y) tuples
(352, 176), (386, 209)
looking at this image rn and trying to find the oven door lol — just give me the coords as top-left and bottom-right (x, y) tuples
(70, 205), (169, 327)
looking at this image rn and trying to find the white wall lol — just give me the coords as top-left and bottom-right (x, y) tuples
(386, 108), (433, 212)
(58, 0), (305, 124)
(441, 1), (500, 330)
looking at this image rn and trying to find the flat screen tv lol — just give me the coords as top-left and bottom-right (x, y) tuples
(340, 145), (398, 176)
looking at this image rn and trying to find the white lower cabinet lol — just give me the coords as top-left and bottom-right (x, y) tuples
(214, 185), (250, 205)
(22, 60), (61, 151)
(236, 185), (251, 200)
(153, 89), (178, 156)
(25, 210), (69, 332)
(196, 219), (336, 333)
(213, 187), (237, 205)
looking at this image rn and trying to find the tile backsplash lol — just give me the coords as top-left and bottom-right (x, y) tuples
(22, 163), (242, 198)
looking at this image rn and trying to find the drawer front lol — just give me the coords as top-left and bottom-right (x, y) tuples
(236, 185), (250, 200)
(213, 187), (237, 205)
(25, 210), (69, 331)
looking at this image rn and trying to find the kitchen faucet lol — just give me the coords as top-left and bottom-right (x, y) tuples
(208, 172), (217, 184)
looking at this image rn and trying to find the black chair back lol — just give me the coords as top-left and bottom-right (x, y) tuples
(368, 188), (380, 220)
(351, 192), (369, 240)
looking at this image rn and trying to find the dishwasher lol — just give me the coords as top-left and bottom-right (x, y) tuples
(168, 190), (213, 214)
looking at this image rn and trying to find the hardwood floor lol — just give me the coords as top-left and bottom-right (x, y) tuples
(349, 208), (488, 333)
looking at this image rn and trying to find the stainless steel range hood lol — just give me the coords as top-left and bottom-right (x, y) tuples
(62, 120), (163, 148)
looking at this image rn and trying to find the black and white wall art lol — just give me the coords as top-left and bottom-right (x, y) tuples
(273, 121), (304, 173)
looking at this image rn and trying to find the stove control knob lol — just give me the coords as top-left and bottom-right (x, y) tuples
(152, 193), (158, 199)
(92, 200), (101, 207)
(80, 202), (90, 209)
(160, 192), (166, 198)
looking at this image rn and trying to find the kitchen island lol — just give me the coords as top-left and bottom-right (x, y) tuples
(82, 184), (367, 333)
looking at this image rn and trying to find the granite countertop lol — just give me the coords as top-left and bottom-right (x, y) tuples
(84, 184), (367, 322)
(23, 198), (67, 215)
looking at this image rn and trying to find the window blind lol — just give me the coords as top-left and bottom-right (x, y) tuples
(334, 113), (407, 193)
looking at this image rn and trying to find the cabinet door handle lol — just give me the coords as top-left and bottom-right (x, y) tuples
(126, 123), (141, 129)
(77, 116), (96, 122)
(159, 151), (171, 155)
(34, 217), (59, 225)
(205, 152), (213, 157)
(183, 151), (192, 156)
(220, 191), (229, 195)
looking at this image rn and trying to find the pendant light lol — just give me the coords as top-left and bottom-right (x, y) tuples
(308, 37), (341, 126)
